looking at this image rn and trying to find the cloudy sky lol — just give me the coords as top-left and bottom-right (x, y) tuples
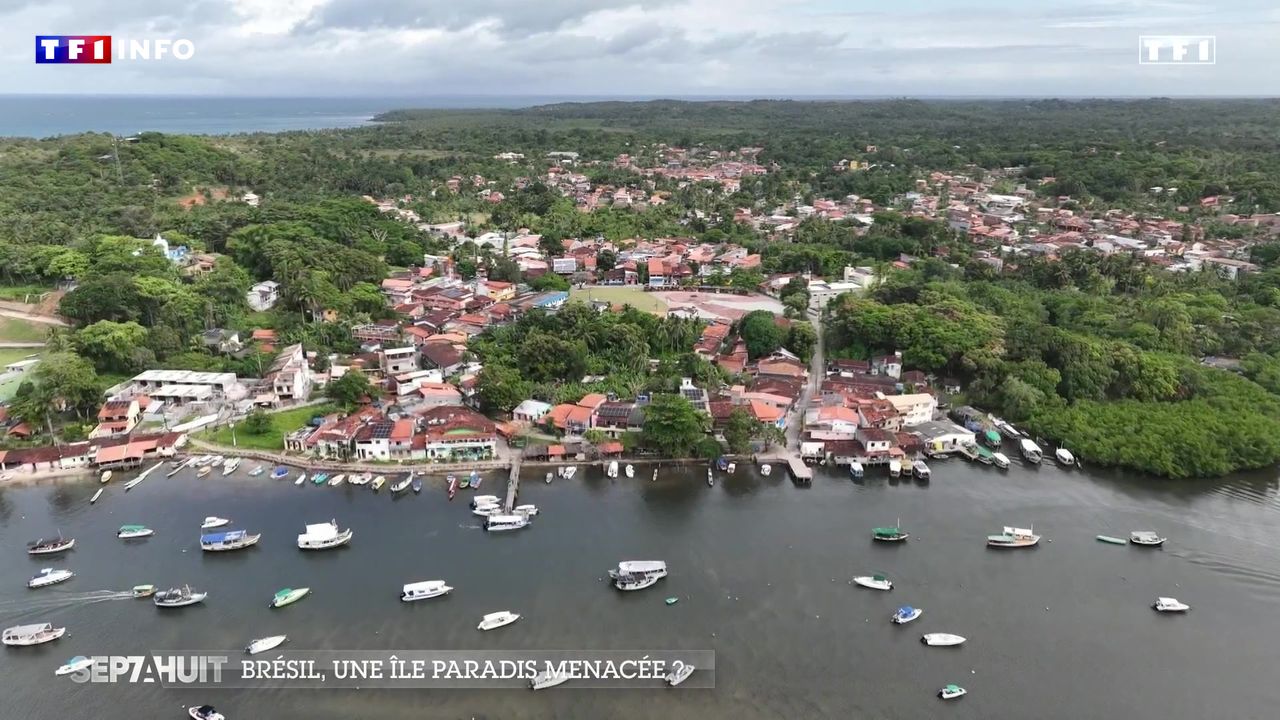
(2, 0), (1278, 96)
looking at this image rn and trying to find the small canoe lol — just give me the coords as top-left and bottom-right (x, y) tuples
(665, 597), (679, 605)
(90, 488), (104, 504)
(1096, 535), (1128, 545)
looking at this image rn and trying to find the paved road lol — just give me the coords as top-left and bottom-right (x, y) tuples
(783, 312), (824, 453)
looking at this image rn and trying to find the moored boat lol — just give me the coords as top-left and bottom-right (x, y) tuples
(982, 428), (1002, 448)
(707, 467), (714, 486)
(117, 525), (154, 539)
(853, 574), (894, 591)
(246, 635), (287, 655)
(1153, 596), (1190, 613)
(891, 605), (922, 624)
(248, 465), (264, 477)
(200, 529), (261, 552)
(1096, 535), (1128, 545)
(296, 520), (353, 550)
(401, 580), (453, 602)
(100, 469), (113, 483)
(294, 473), (306, 486)
(188, 705), (225, 720)
(514, 504), (539, 516)
(196, 466), (213, 478)
(992, 452), (1010, 469)
(912, 460), (931, 480)
(562, 466), (577, 480)
(975, 446), (994, 464)
(201, 516), (230, 530)
(607, 460), (619, 478)
(271, 466), (288, 480)
(1130, 531), (1166, 547)
(154, 585), (207, 608)
(90, 488), (104, 504)
(760, 463), (771, 476)
(888, 459), (902, 478)
(470, 470), (482, 489)
(329, 474), (346, 487)
(3, 623), (65, 646)
(625, 464), (635, 478)
(390, 476), (412, 493)
(849, 461), (864, 479)
(222, 458), (241, 476)
(545, 471), (554, 483)
(270, 587), (310, 608)
(312, 473), (328, 485)
(28, 568), (75, 588)
(27, 534), (75, 555)
(412, 477), (422, 493)
(485, 514), (530, 532)
(938, 684), (967, 700)
(921, 633), (966, 647)
(447, 475), (458, 500)
(476, 611), (520, 631)
(371, 475), (386, 491)
(872, 520), (909, 543)
(471, 495), (500, 508)
(530, 668), (572, 690)
(986, 525), (1040, 549)
(56, 655), (94, 676)
(665, 663), (695, 687)
(609, 560), (667, 591)
(1055, 448), (1075, 466)
(1019, 438), (1043, 463)
(472, 502), (503, 518)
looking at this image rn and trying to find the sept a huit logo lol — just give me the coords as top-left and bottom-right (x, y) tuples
(35, 35), (196, 64)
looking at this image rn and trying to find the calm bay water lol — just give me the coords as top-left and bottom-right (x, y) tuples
(1, 458), (1279, 719)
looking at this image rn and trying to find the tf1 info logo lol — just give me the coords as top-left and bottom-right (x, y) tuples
(1138, 35), (1215, 65)
(35, 36), (196, 64)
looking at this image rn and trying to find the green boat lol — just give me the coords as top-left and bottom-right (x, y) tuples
(312, 473), (328, 485)
(271, 587), (311, 608)
(974, 446), (995, 464)
(872, 519), (909, 543)
(1096, 535), (1128, 545)
(665, 597), (679, 605)
(982, 429), (1002, 448)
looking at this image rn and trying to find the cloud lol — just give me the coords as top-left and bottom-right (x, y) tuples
(296, 0), (677, 38)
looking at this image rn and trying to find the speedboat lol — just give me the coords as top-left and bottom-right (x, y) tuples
(3, 623), (65, 646)
(849, 462), (864, 479)
(390, 476), (412, 494)
(1130, 531), (1166, 547)
(992, 452), (1010, 469)
(760, 463), (771, 476)
(296, 520), (353, 550)
(726, 462), (736, 474)
(1153, 597), (1190, 613)
(222, 458), (241, 476)
(562, 466), (577, 480)
(607, 460), (619, 478)
(271, 466), (288, 480)
(412, 477), (423, 493)
(921, 633), (966, 647)
(707, 468), (714, 487)
(625, 464), (635, 478)
(329, 474), (346, 487)
(154, 585), (207, 608)
(56, 655), (94, 676)
(1055, 448), (1075, 466)
(514, 504), (539, 516)
(477, 611), (520, 631)
(853, 574), (893, 591)
(248, 466), (265, 477)
(665, 663), (695, 687)
(472, 503), (503, 518)
(100, 470), (113, 483)
(888, 459), (902, 478)
(891, 606), (922, 624)
(27, 535), (75, 555)
(1019, 438), (1043, 463)
(471, 495), (500, 508)
(28, 568), (75, 589)
(485, 514), (530, 532)
(117, 525), (154, 539)
(912, 460), (931, 480)
(872, 520), (909, 542)
(201, 516), (230, 530)
(371, 476), (386, 491)
(270, 587), (311, 608)
(188, 705), (225, 720)
(938, 684), (967, 700)
(401, 580), (452, 602)
(246, 635), (287, 655)
(294, 473), (306, 486)
(545, 471), (554, 483)
(200, 530), (261, 552)
(131, 584), (156, 598)
(609, 561), (667, 591)
(530, 668), (571, 690)
(986, 526), (1040, 549)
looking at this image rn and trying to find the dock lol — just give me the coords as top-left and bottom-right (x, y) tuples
(505, 456), (522, 511)
(786, 457), (813, 484)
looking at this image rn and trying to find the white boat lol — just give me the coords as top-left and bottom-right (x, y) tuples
(245, 635), (287, 655)
(666, 663), (695, 687)
(707, 468), (714, 486)
(912, 460), (931, 480)
(371, 475), (386, 491)
(992, 416), (1022, 438)
(485, 514), (530, 532)
(154, 585), (207, 608)
(545, 471), (554, 483)
(987, 525), (1040, 549)
(470, 495), (500, 508)
(329, 474), (346, 487)
(348, 472), (371, 486)
(609, 560), (668, 591)
(55, 655), (94, 676)
(3, 623), (66, 646)
(849, 461), (864, 479)
(1153, 596), (1190, 613)
(296, 520), (353, 550)
(209, 455), (225, 467)
(992, 452), (1010, 469)
(652, 466), (659, 481)
(27, 535), (75, 555)
(100, 470), (112, 483)
(726, 462), (736, 474)
(123, 475), (145, 491)
(222, 458), (241, 476)
(888, 459), (902, 478)
(530, 668), (572, 690)
(853, 574), (894, 591)
(248, 465), (264, 477)
(557, 466), (567, 478)
(514, 504), (539, 516)
(188, 705), (225, 720)
(562, 466), (577, 480)
(921, 633), (966, 647)
(401, 580), (453, 602)
(472, 503), (503, 518)
(607, 460), (619, 478)
(28, 568), (75, 588)
(200, 529), (261, 552)
(760, 463), (772, 476)
(1055, 448), (1075, 466)
(938, 684), (967, 700)
(390, 476), (412, 493)
(1130, 531), (1166, 547)
(891, 606), (922, 624)
(294, 473), (306, 486)
(1019, 438), (1043, 463)
(117, 525), (154, 539)
(477, 611), (520, 631)
(90, 488), (104, 504)
(201, 516), (230, 530)
(625, 464), (635, 478)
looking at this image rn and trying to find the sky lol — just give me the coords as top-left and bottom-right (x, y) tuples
(2, 0), (1278, 97)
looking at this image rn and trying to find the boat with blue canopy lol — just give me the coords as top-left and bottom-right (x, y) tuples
(200, 529), (261, 552)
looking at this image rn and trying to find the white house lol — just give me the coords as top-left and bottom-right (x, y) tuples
(247, 281), (280, 311)
(381, 346), (419, 376)
(881, 392), (936, 427)
(266, 344), (314, 402)
(513, 399), (552, 424)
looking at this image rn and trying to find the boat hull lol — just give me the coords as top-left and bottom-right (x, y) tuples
(246, 636), (287, 655)
(27, 539), (75, 555)
(921, 634), (966, 646)
(28, 571), (75, 588)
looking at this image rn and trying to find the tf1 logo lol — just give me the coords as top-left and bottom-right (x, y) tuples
(35, 36), (196, 64)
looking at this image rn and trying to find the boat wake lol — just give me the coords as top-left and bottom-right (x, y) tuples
(0, 590), (135, 620)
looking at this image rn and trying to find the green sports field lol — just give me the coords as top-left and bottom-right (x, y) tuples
(569, 286), (667, 314)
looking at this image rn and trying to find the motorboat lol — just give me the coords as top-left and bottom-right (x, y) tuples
(312, 473), (328, 486)
(3, 623), (65, 646)
(992, 452), (1010, 469)
(992, 416), (1022, 438)
(872, 520), (909, 543)
(485, 514), (530, 532)
(100, 469), (113, 483)
(470, 470), (482, 489)
(1055, 448), (1075, 466)
(891, 606), (922, 624)
(458, 473), (469, 489)
(921, 633), (966, 647)
(530, 668), (572, 690)
(888, 459), (902, 478)
(351, 472), (373, 486)
(717, 457), (729, 472)
(760, 463), (771, 476)
(271, 466), (288, 480)
(471, 495), (500, 508)
(412, 477), (423, 494)
(975, 446), (995, 464)
(329, 474), (346, 487)
(982, 428), (1002, 448)
(154, 585), (207, 608)
(27, 534), (75, 555)
(56, 655), (94, 676)
(90, 488), (104, 504)
(938, 684), (967, 700)
(1130, 531), (1166, 547)
(246, 635), (287, 655)
(609, 561), (667, 591)
(472, 503), (503, 518)
(188, 705), (225, 720)
(666, 663), (695, 687)
(1153, 597), (1190, 613)
(726, 462), (736, 474)
(546, 471), (554, 484)
(200, 529), (261, 552)
(849, 461), (864, 479)
(222, 458), (241, 476)
(1019, 438), (1043, 463)
(294, 473), (306, 486)
(912, 460), (931, 480)
(986, 526), (1040, 549)
(607, 460), (619, 478)
(209, 455), (225, 467)
(296, 520), (353, 550)
(653, 467), (659, 481)
(514, 504), (539, 516)
(117, 525), (154, 539)
(28, 568), (75, 588)
(625, 464), (636, 478)
(390, 476), (412, 494)
(132, 584), (156, 598)
(197, 466), (213, 478)
(248, 465), (265, 477)
(476, 611), (520, 631)
(562, 466), (577, 480)
(447, 475), (458, 500)
(270, 587), (311, 608)
(853, 574), (893, 591)
(401, 580), (453, 602)
(371, 476), (386, 491)
(707, 468), (714, 487)
(201, 516), (231, 530)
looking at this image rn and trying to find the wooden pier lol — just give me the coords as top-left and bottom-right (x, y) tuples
(786, 457), (813, 484)
(505, 457), (522, 511)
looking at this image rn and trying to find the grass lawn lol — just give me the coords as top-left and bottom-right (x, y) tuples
(569, 286), (668, 314)
(0, 284), (55, 302)
(203, 403), (337, 451)
(0, 316), (51, 343)
(0, 348), (41, 401)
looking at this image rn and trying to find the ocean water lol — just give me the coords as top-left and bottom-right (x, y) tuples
(1, 459), (1279, 719)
